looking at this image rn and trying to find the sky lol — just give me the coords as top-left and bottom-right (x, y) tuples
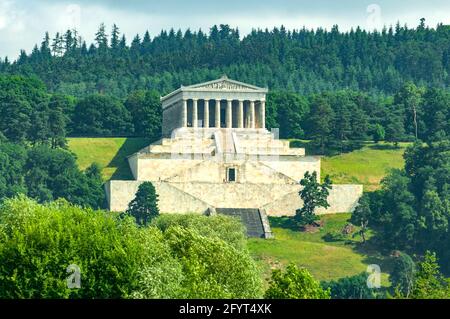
(0, 0), (449, 60)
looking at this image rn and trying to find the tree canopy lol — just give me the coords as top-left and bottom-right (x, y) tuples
(0, 197), (263, 299)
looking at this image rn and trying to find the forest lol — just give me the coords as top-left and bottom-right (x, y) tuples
(0, 21), (449, 299)
(0, 20), (449, 98)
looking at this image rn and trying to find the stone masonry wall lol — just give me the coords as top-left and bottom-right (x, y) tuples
(135, 156), (321, 185)
(163, 102), (183, 137)
(106, 180), (363, 216)
(106, 180), (210, 213)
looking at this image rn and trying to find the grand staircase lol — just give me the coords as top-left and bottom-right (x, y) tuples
(215, 208), (272, 238)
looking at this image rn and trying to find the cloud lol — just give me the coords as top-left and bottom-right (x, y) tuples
(0, 0), (449, 60)
(0, 0), (25, 31)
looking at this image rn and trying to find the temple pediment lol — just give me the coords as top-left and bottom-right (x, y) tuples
(185, 76), (267, 92)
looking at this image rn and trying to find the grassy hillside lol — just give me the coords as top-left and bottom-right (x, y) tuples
(67, 137), (151, 181)
(68, 138), (408, 190)
(321, 143), (409, 191)
(249, 214), (391, 285)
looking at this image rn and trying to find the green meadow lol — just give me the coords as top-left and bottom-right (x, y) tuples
(248, 214), (391, 285)
(321, 142), (409, 191)
(67, 137), (151, 181)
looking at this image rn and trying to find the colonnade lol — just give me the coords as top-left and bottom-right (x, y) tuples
(181, 98), (266, 129)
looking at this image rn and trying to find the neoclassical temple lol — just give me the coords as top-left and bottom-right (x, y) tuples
(161, 76), (268, 136)
(106, 76), (363, 238)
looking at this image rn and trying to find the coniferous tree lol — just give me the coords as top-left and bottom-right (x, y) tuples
(95, 23), (108, 51)
(51, 32), (64, 56)
(308, 96), (334, 154)
(110, 24), (120, 50)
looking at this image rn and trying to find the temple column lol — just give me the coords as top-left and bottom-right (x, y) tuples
(250, 100), (255, 129)
(226, 99), (232, 128)
(192, 99), (198, 128)
(182, 99), (187, 127)
(260, 100), (266, 129)
(238, 100), (244, 128)
(204, 99), (209, 128)
(215, 99), (221, 128)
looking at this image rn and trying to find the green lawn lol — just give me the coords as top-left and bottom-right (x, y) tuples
(248, 214), (391, 286)
(321, 142), (409, 191)
(67, 137), (151, 181)
(69, 138), (408, 190)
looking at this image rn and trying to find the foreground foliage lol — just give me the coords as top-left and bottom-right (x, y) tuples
(0, 197), (262, 299)
(354, 140), (450, 273)
(322, 272), (380, 299)
(393, 252), (450, 299)
(152, 213), (247, 251)
(265, 263), (330, 299)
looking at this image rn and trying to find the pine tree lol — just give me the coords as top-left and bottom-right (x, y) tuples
(40, 32), (51, 57)
(308, 96), (334, 154)
(110, 24), (120, 50)
(51, 33), (64, 57)
(95, 23), (108, 50)
(63, 30), (74, 53)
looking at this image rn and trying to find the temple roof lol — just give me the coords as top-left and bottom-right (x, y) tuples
(160, 76), (268, 102)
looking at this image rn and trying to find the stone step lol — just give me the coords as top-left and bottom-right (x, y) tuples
(216, 208), (266, 238)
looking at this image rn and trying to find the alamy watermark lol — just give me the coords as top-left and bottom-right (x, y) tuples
(366, 4), (382, 31)
(66, 264), (81, 289)
(366, 264), (381, 289)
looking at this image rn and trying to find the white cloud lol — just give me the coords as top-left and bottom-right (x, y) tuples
(0, 1), (449, 60)
(0, 0), (25, 31)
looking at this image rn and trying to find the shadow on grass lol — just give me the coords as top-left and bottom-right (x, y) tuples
(290, 140), (367, 156)
(352, 238), (395, 274)
(268, 216), (299, 231)
(108, 137), (155, 181)
(368, 143), (402, 150)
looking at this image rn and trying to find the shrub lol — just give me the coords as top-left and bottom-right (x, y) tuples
(0, 197), (261, 299)
(152, 213), (247, 251)
(0, 196), (178, 298)
(265, 263), (330, 299)
(162, 226), (263, 299)
(322, 272), (380, 299)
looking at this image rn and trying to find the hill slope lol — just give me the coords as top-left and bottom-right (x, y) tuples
(67, 137), (151, 181)
(321, 143), (409, 191)
(68, 138), (407, 189)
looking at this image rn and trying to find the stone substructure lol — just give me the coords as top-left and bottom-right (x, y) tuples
(106, 77), (363, 232)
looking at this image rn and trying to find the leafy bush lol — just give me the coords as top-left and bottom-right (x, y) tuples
(390, 252), (416, 297)
(322, 230), (347, 242)
(265, 263), (330, 299)
(322, 273), (380, 299)
(161, 226), (263, 299)
(0, 196), (177, 298)
(0, 197), (262, 299)
(152, 213), (247, 251)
